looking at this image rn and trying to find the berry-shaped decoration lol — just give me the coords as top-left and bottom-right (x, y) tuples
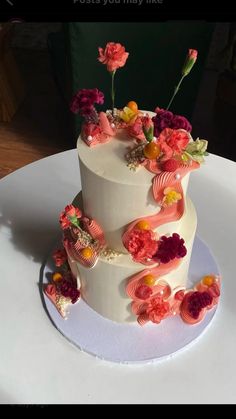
(143, 274), (156, 286)
(174, 290), (185, 301)
(135, 284), (153, 300)
(144, 142), (161, 159)
(188, 291), (213, 319)
(127, 101), (138, 113)
(52, 272), (63, 283)
(136, 220), (150, 230)
(81, 247), (93, 259)
(202, 275), (214, 287)
(162, 158), (179, 172)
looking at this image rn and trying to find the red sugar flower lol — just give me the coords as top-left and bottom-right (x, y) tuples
(146, 295), (170, 324)
(59, 205), (82, 230)
(59, 212), (71, 230)
(126, 228), (158, 263)
(52, 248), (67, 267)
(155, 233), (187, 264)
(64, 204), (82, 219)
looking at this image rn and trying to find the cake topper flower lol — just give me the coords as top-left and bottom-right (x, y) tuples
(166, 49), (198, 110)
(98, 42), (129, 115)
(70, 88), (104, 123)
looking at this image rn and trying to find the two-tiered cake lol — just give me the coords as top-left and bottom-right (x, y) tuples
(44, 43), (221, 327)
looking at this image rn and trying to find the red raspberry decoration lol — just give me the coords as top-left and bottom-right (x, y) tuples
(135, 284), (153, 300)
(162, 158), (179, 172)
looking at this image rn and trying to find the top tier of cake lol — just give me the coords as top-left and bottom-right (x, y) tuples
(77, 115), (190, 253)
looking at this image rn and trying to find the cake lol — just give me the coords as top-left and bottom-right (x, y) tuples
(44, 43), (221, 326)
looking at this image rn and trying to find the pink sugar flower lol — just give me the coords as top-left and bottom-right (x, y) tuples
(98, 42), (129, 72)
(126, 229), (158, 263)
(98, 42), (129, 115)
(158, 128), (190, 159)
(146, 295), (170, 324)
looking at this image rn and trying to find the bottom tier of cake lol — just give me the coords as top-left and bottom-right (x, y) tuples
(66, 194), (197, 324)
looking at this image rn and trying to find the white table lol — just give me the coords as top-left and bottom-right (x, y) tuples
(0, 150), (236, 404)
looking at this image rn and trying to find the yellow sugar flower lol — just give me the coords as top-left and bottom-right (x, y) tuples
(162, 187), (182, 207)
(119, 106), (137, 123)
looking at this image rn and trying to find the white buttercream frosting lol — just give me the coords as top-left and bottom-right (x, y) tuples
(72, 113), (198, 323)
(77, 131), (189, 252)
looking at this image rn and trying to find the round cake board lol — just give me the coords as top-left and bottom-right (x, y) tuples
(41, 235), (220, 364)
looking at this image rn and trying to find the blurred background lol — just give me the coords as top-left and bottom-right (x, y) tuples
(0, 21), (235, 179)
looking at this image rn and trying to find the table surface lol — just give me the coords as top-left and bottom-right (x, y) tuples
(0, 150), (236, 404)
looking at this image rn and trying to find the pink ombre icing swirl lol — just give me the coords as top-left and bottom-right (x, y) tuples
(180, 276), (221, 325)
(180, 291), (207, 325)
(195, 275), (221, 308)
(123, 162), (198, 248)
(124, 160), (200, 325)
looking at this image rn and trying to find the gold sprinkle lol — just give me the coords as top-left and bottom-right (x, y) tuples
(126, 144), (146, 170)
(56, 294), (71, 317)
(100, 247), (122, 261)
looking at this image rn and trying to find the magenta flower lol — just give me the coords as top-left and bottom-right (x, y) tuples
(60, 278), (80, 304)
(187, 291), (213, 319)
(171, 115), (192, 132)
(154, 233), (187, 264)
(70, 88), (104, 117)
(152, 108), (192, 138)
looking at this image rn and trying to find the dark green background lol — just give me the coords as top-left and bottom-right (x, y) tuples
(54, 22), (215, 136)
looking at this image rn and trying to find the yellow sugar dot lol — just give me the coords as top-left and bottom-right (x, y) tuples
(52, 272), (63, 283)
(202, 275), (214, 286)
(81, 247), (93, 259)
(143, 274), (156, 286)
(136, 220), (150, 230)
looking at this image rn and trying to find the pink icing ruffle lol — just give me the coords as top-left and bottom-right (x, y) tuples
(81, 112), (116, 147)
(63, 215), (105, 268)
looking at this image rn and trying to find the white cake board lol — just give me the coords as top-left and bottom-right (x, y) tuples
(41, 235), (220, 364)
